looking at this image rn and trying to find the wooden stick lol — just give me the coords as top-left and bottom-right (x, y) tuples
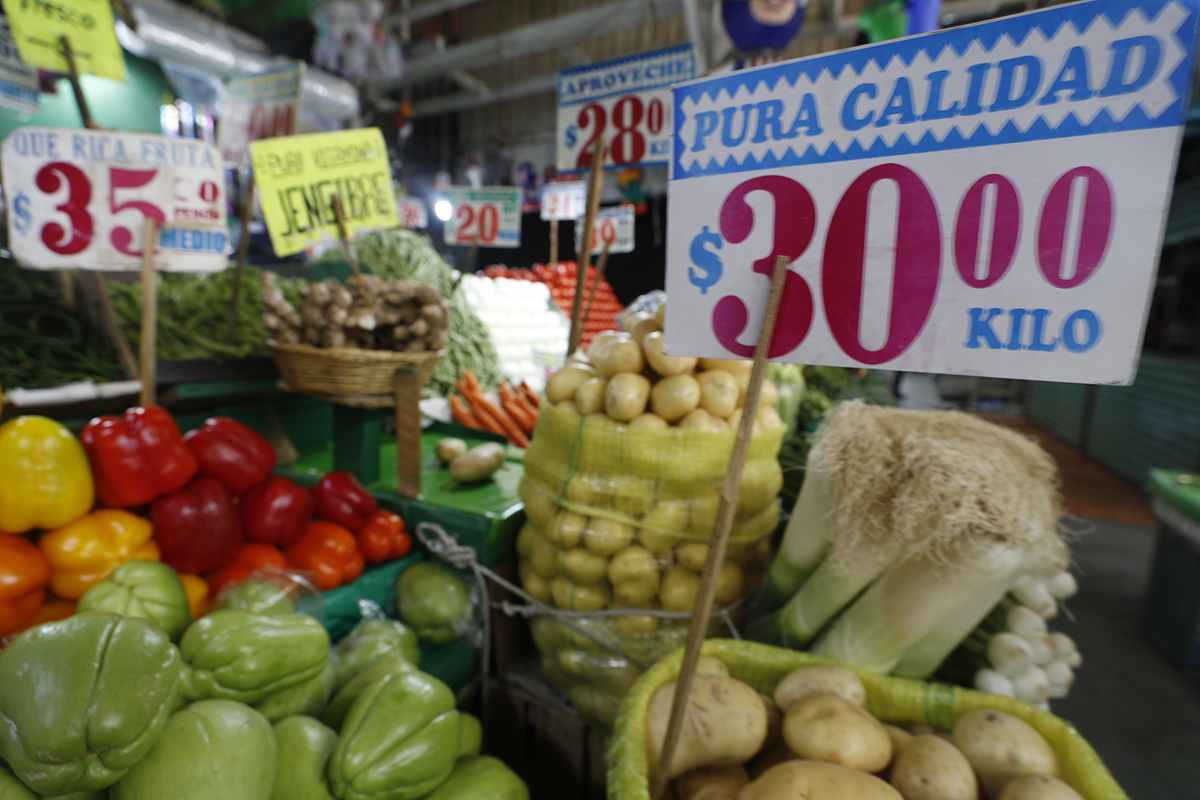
(568, 137), (605, 355)
(60, 36), (97, 129)
(650, 255), (790, 800)
(225, 176), (256, 345)
(331, 194), (364, 285)
(580, 235), (612, 332)
(81, 271), (138, 379)
(394, 368), (422, 498)
(462, 233), (482, 276)
(53, 270), (76, 309)
(549, 218), (559, 264)
(139, 219), (159, 406)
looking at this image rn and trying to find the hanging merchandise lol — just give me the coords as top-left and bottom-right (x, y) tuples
(858, 0), (911, 43)
(722, 0), (807, 67)
(313, 0), (402, 84)
(906, 0), (943, 35)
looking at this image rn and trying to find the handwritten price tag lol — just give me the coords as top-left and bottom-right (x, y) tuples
(397, 196), (428, 229)
(6, 0), (125, 81)
(540, 181), (586, 221)
(218, 62), (304, 167)
(444, 186), (521, 248)
(666, 0), (1198, 386)
(576, 204), (635, 255)
(3, 128), (228, 272)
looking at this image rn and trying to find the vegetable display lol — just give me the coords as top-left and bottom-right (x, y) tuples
(81, 406), (198, 509)
(397, 562), (475, 645)
(0, 416), (94, 534)
(450, 369), (539, 447)
(77, 559), (192, 642)
(482, 262), (623, 349)
(459, 272), (571, 390)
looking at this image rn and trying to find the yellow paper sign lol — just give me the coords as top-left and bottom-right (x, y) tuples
(6, 0), (126, 82)
(250, 128), (398, 257)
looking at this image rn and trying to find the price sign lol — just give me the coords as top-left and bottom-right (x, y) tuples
(444, 186), (521, 248)
(218, 62), (304, 167)
(249, 128), (397, 257)
(576, 204), (635, 255)
(666, 0), (1198, 386)
(0, 17), (38, 113)
(540, 181), (586, 221)
(396, 195), (428, 229)
(6, 0), (124, 81)
(557, 44), (695, 171)
(2, 128), (228, 272)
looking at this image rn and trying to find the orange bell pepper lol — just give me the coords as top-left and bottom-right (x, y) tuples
(179, 574), (211, 620)
(0, 533), (52, 637)
(204, 543), (288, 597)
(356, 510), (412, 564)
(38, 509), (160, 599)
(285, 521), (364, 591)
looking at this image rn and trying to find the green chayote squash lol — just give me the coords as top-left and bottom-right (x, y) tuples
(180, 610), (329, 703)
(216, 579), (297, 615)
(334, 619), (420, 687)
(397, 564), (473, 645)
(271, 716), (338, 800)
(256, 657), (337, 722)
(423, 757), (529, 800)
(458, 713), (482, 761)
(0, 763), (37, 800)
(322, 656), (414, 732)
(77, 560), (191, 641)
(0, 614), (183, 796)
(111, 700), (276, 800)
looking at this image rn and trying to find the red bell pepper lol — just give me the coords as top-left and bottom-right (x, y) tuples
(355, 510), (412, 564)
(150, 476), (243, 574)
(240, 476), (313, 547)
(284, 521), (364, 591)
(204, 542), (288, 596)
(183, 417), (277, 495)
(311, 472), (378, 531)
(81, 405), (198, 508)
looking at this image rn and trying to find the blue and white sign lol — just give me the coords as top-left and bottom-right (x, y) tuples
(666, 0), (1198, 385)
(557, 44), (695, 172)
(0, 18), (37, 114)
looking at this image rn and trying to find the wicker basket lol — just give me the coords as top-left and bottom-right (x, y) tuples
(268, 342), (442, 397)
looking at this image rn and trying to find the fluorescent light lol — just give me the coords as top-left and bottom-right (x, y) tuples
(434, 200), (452, 221)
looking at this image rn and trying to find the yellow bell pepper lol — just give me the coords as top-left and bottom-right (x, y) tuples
(39, 510), (160, 599)
(0, 416), (95, 534)
(179, 574), (210, 619)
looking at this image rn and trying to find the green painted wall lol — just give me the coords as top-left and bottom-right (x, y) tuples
(0, 51), (175, 140)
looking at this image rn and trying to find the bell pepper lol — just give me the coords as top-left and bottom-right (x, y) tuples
(424, 757), (530, 800)
(0, 614), (183, 796)
(241, 476), (314, 547)
(0, 416), (94, 534)
(0, 533), (52, 637)
(112, 699), (276, 800)
(80, 405), (198, 508)
(178, 574), (210, 620)
(204, 542), (288, 596)
(328, 670), (462, 800)
(150, 476), (243, 575)
(356, 510), (411, 564)
(77, 560), (192, 642)
(255, 657), (336, 722)
(271, 716), (338, 800)
(183, 417), (277, 496)
(397, 562), (473, 645)
(311, 471), (378, 531)
(285, 521), (364, 591)
(179, 610), (330, 704)
(39, 509), (160, 599)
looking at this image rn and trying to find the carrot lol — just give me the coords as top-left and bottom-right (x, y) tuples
(466, 396), (509, 439)
(500, 383), (536, 436)
(518, 381), (541, 409)
(449, 395), (482, 429)
(509, 388), (540, 428)
(464, 385), (529, 448)
(462, 369), (482, 394)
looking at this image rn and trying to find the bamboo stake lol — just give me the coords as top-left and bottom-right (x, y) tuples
(579, 235), (612, 332)
(225, 176), (256, 344)
(60, 36), (99, 129)
(139, 219), (159, 406)
(462, 233), (482, 276)
(394, 368), (422, 498)
(83, 271), (138, 379)
(549, 218), (559, 264)
(568, 138), (605, 355)
(650, 255), (790, 800)
(331, 194), (364, 285)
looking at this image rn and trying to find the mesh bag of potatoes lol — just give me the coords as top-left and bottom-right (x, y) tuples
(515, 313), (787, 726)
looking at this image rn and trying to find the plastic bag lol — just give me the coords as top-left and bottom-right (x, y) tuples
(214, 566), (326, 623)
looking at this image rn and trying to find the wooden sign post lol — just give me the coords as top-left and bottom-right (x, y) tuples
(226, 177), (256, 344)
(568, 138), (605, 355)
(139, 220), (159, 406)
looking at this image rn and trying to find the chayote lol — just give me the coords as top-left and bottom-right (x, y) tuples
(216, 579), (297, 616)
(328, 671), (461, 800)
(322, 656), (414, 732)
(397, 563), (473, 645)
(458, 713), (482, 761)
(77, 560), (192, 641)
(334, 619), (420, 687)
(422, 757), (529, 800)
(271, 716), (338, 800)
(0, 763), (37, 800)
(0, 614), (182, 796)
(111, 700), (276, 800)
(256, 657), (338, 722)
(180, 610), (330, 703)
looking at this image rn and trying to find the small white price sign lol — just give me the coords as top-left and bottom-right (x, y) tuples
(3, 128), (228, 272)
(396, 195), (428, 229)
(576, 204), (635, 255)
(667, 0), (1199, 386)
(540, 181), (586, 221)
(218, 62), (304, 167)
(444, 186), (521, 248)
(557, 44), (695, 171)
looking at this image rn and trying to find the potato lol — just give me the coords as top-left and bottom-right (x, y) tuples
(676, 541), (709, 572)
(714, 562), (744, 604)
(774, 665), (866, 711)
(595, 334), (645, 377)
(688, 494), (721, 535)
(760, 694), (783, 748)
(561, 548), (609, 585)
(652, 374), (703, 422)
(548, 510), (587, 549)
(608, 545), (659, 585)
(677, 765), (748, 800)
(613, 608), (660, 637)
(574, 377), (609, 415)
(646, 675), (768, 778)
(631, 412), (670, 429)
(884, 725), (915, 763)
(952, 710), (1063, 799)
(890, 735), (978, 800)
(724, 408), (761, 434)
(587, 330), (622, 358)
(640, 529), (683, 555)
(643, 331), (698, 377)
(697, 657), (730, 677)
(741, 761), (903, 800)
(643, 499), (690, 531)
(448, 442), (506, 483)
(783, 695), (892, 772)
(654, 303), (667, 328)
(436, 437), (467, 463)
(546, 365), (599, 403)
(523, 571), (551, 603)
(697, 370), (740, 418)
(680, 408), (728, 431)
(555, 399), (580, 415)
(528, 534), (562, 579)
(549, 576), (609, 611)
(606, 372), (651, 421)
(746, 740), (800, 781)
(584, 518), (636, 556)
(757, 405), (785, 430)
(661, 566), (701, 612)
(516, 522), (539, 558)
(623, 310), (655, 340)
(699, 358), (752, 376)
(613, 577), (659, 606)
(630, 312), (663, 345)
(519, 481), (558, 528)
(998, 775), (1083, 800)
